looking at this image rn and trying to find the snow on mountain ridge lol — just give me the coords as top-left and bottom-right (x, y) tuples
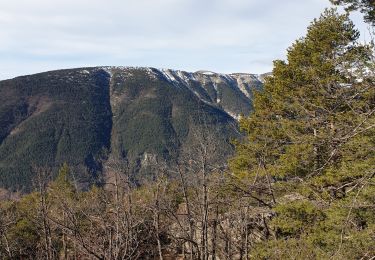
(98, 66), (263, 119)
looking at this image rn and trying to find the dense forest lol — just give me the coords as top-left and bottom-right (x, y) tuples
(0, 4), (374, 260)
(0, 66), (258, 192)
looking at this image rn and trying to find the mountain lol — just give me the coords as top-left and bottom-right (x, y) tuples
(0, 67), (264, 191)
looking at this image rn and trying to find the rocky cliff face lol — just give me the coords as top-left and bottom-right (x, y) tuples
(0, 67), (263, 191)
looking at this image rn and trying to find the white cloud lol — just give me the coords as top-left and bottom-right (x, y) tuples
(0, 0), (368, 79)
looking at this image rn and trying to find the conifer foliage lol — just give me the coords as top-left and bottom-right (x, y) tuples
(230, 9), (375, 258)
(331, 0), (375, 25)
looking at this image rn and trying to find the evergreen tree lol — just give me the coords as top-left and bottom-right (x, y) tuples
(330, 0), (375, 25)
(230, 9), (375, 258)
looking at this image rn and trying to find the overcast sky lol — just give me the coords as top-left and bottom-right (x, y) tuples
(0, 0), (370, 80)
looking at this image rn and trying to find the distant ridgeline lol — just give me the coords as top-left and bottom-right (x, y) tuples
(0, 67), (264, 192)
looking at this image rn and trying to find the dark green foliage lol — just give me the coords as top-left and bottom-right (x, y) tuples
(331, 0), (375, 25)
(216, 81), (252, 116)
(0, 67), (244, 191)
(230, 9), (375, 258)
(0, 68), (112, 191)
(272, 200), (326, 238)
(109, 68), (238, 178)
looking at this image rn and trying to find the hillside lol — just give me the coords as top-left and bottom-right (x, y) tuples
(0, 67), (263, 191)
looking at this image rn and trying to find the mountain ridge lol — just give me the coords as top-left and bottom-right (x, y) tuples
(0, 66), (265, 191)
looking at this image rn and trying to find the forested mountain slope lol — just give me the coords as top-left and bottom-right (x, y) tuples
(0, 67), (263, 191)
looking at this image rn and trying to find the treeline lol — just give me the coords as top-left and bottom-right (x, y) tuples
(1, 7), (374, 260)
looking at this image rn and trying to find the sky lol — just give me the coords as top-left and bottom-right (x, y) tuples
(0, 0), (370, 80)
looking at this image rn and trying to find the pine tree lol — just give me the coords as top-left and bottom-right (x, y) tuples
(230, 9), (375, 258)
(330, 0), (375, 25)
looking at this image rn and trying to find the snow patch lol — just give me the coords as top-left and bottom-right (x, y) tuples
(197, 70), (216, 76)
(213, 83), (218, 91)
(160, 69), (178, 83)
(235, 78), (251, 98)
(225, 110), (240, 120)
(97, 66), (263, 120)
